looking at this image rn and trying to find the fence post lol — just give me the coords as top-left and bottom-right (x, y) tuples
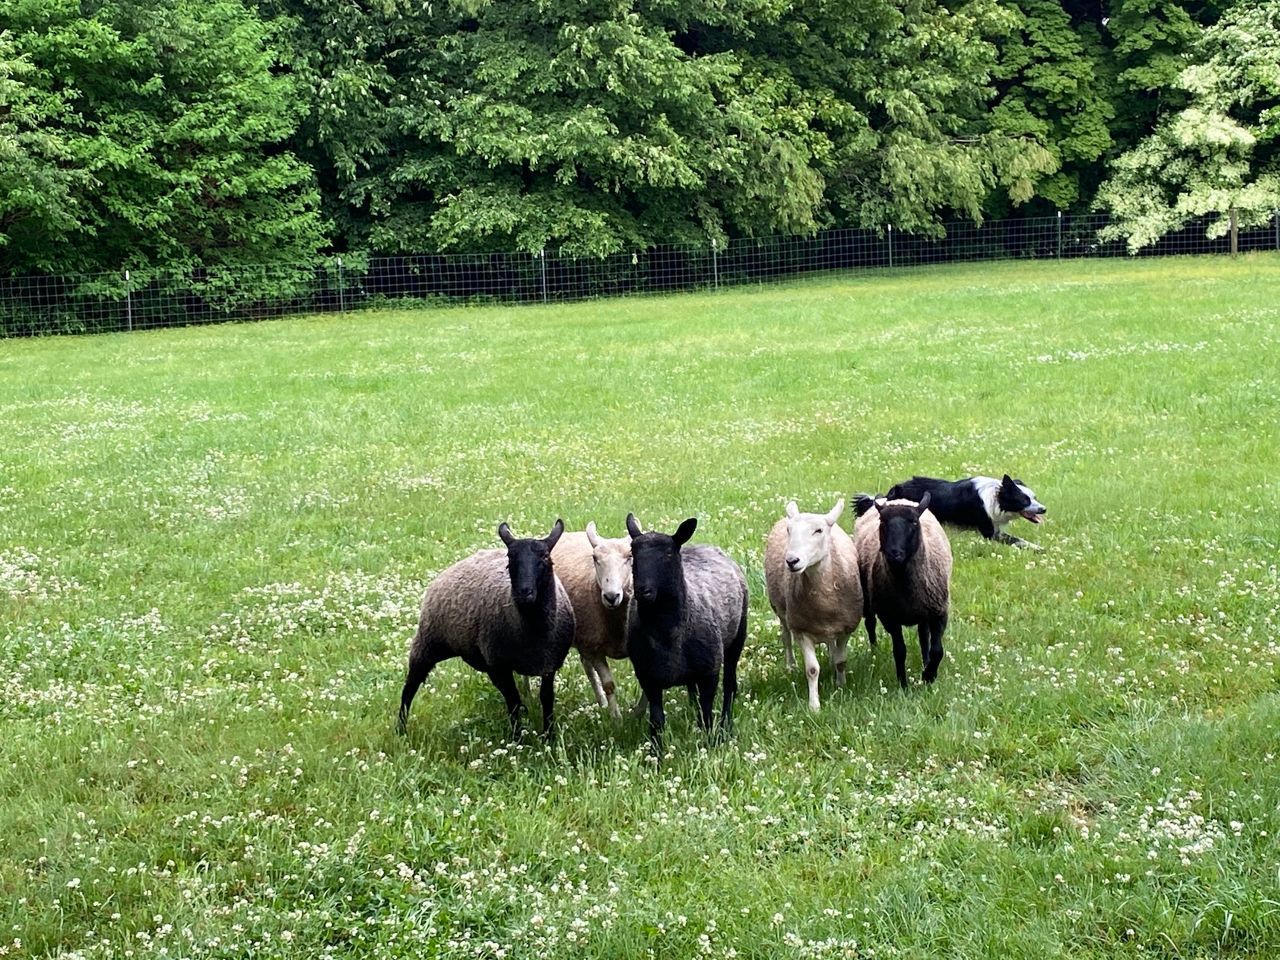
(711, 239), (719, 290)
(124, 269), (133, 333)
(887, 225), (893, 268)
(1229, 208), (1238, 256)
(1057, 210), (1063, 259)
(539, 248), (548, 303)
(1274, 209), (1278, 251)
(336, 256), (345, 314)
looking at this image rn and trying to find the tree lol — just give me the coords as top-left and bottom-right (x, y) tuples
(269, 0), (1057, 253)
(0, 0), (326, 277)
(0, 33), (95, 268)
(1096, 0), (1280, 252)
(986, 0), (1114, 212)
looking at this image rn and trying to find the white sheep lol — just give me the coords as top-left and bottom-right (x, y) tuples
(765, 498), (863, 712)
(853, 495), (952, 689)
(551, 522), (637, 720)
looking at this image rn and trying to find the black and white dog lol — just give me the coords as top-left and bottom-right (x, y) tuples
(855, 475), (1047, 549)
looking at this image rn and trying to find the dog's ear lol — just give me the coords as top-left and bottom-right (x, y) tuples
(917, 492), (932, 517)
(1001, 473), (1016, 488)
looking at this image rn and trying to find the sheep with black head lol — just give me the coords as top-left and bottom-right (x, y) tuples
(398, 520), (575, 737)
(854, 495), (952, 690)
(625, 513), (747, 753)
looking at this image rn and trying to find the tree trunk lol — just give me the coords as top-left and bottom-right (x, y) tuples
(1230, 208), (1239, 256)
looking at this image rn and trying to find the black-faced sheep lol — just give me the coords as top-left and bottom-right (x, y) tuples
(764, 498), (862, 711)
(398, 520), (575, 737)
(624, 513), (748, 752)
(551, 523), (636, 719)
(853, 495), (952, 690)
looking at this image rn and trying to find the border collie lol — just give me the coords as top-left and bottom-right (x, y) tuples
(855, 475), (1047, 549)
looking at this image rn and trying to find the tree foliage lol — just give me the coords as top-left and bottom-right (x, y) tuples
(270, 0), (1057, 254)
(987, 0), (1113, 211)
(0, 0), (325, 276)
(0, 0), (1254, 272)
(1096, 0), (1280, 252)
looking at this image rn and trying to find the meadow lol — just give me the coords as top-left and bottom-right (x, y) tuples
(2, 255), (1279, 959)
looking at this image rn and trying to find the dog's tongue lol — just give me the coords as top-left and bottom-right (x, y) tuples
(1022, 511), (1043, 524)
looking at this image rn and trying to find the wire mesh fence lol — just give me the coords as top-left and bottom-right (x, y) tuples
(3, 212), (1278, 337)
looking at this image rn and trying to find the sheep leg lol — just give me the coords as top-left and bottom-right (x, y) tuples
(596, 660), (624, 721)
(630, 691), (649, 718)
(863, 595), (877, 647)
(922, 612), (948, 684)
(833, 635), (849, 687)
(695, 676), (716, 733)
(397, 650), (439, 734)
(797, 633), (821, 712)
(780, 620), (796, 670)
(884, 621), (909, 690)
(645, 688), (667, 757)
(580, 651), (608, 709)
(720, 603), (745, 736)
(539, 671), (557, 738)
(488, 669), (526, 737)
(917, 629), (929, 670)
(686, 683), (699, 711)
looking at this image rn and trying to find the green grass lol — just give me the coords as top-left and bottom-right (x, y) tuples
(3, 255), (1279, 959)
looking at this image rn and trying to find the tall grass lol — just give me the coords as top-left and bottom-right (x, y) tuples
(2, 255), (1278, 959)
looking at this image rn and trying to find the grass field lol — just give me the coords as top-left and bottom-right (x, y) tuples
(3, 255), (1279, 959)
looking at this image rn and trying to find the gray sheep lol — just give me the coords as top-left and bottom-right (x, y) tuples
(853, 495), (952, 689)
(398, 520), (575, 737)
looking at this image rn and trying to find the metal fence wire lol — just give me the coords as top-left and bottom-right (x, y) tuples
(3, 212), (1278, 337)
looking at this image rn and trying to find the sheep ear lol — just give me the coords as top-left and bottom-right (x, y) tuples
(916, 492), (932, 516)
(785, 500), (799, 519)
(673, 517), (697, 546)
(826, 498), (845, 526)
(625, 513), (642, 538)
(498, 522), (515, 546)
(545, 519), (564, 549)
(585, 521), (601, 548)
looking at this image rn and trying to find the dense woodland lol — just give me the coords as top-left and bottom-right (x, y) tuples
(1, 0), (1277, 277)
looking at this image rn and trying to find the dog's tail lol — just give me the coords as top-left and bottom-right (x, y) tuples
(853, 494), (879, 518)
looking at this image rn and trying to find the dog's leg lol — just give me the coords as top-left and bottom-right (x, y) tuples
(994, 529), (1043, 551)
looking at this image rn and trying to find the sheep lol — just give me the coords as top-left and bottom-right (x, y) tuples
(764, 498), (862, 712)
(398, 520), (576, 737)
(853, 494), (952, 690)
(551, 522), (637, 720)
(625, 513), (748, 753)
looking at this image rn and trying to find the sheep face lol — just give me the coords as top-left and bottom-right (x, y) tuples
(626, 513), (697, 605)
(874, 494), (931, 570)
(498, 520), (564, 607)
(586, 521), (632, 609)
(782, 498), (844, 574)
